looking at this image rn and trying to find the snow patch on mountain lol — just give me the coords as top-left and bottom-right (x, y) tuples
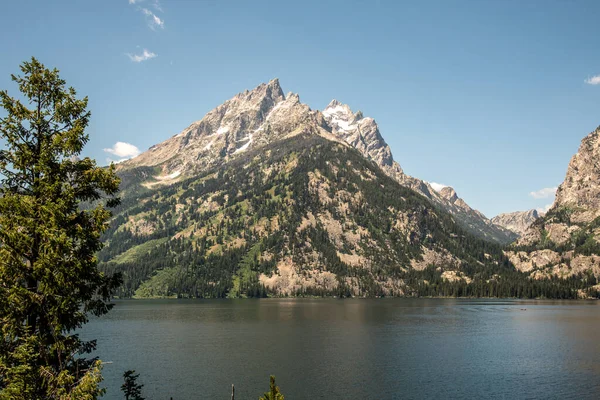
(266, 99), (286, 120)
(323, 101), (360, 132)
(427, 182), (449, 192)
(234, 133), (253, 154)
(155, 170), (181, 181)
(216, 126), (230, 135)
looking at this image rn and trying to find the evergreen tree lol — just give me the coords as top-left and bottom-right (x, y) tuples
(0, 58), (121, 398)
(259, 375), (285, 400)
(121, 370), (145, 400)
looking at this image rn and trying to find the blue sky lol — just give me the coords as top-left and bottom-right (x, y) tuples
(1, 0), (599, 218)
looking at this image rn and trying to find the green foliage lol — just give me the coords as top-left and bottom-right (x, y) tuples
(112, 237), (168, 264)
(65, 361), (105, 400)
(134, 267), (179, 298)
(259, 375), (284, 400)
(121, 370), (145, 400)
(0, 58), (121, 398)
(545, 206), (573, 224)
(229, 242), (268, 298)
(404, 265), (595, 299)
(513, 214), (600, 258)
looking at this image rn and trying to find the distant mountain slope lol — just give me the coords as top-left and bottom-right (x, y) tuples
(492, 210), (539, 237)
(100, 134), (537, 298)
(117, 79), (515, 244)
(506, 127), (600, 291)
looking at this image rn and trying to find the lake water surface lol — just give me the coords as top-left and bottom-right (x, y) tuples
(85, 299), (600, 399)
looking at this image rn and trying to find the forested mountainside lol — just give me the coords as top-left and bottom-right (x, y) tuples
(115, 79), (515, 244)
(99, 134), (593, 299)
(506, 126), (600, 293)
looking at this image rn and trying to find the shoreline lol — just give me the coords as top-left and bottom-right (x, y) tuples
(115, 296), (599, 301)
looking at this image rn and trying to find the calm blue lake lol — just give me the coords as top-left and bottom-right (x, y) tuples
(85, 298), (600, 399)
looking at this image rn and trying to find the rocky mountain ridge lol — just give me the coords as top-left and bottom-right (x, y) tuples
(118, 79), (516, 244)
(319, 99), (516, 243)
(120, 79), (332, 183)
(491, 210), (540, 237)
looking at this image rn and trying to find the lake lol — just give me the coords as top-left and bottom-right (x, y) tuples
(85, 299), (600, 399)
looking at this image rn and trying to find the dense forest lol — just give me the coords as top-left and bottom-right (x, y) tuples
(99, 134), (599, 299)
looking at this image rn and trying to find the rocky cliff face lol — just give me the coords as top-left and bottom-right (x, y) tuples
(506, 127), (600, 290)
(118, 79), (515, 243)
(437, 186), (486, 220)
(491, 210), (539, 237)
(553, 127), (600, 224)
(322, 99), (397, 171)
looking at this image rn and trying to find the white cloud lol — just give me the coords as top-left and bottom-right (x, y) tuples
(103, 142), (141, 159)
(106, 157), (129, 165)
(129, 0), (162, 10)
(152, 14), (164, 28)
(428, 182), (448, 192)
(536, 203), (553, 215)
(142, 8), (164, 29)
(529, 187), (557, 199)
(128, 0), (165, 30)
(585, 75), (600, 85)
(126, 48), (157, 62)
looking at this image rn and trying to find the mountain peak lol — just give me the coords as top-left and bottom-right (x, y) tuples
(326, 99), (343, 108)
(530, 209), (540, 218)
(321, 99), (396, 169)
(491, 209), (540, 237)
(117, 79), (516, 245)
(247, 78), (284, 103)
(286, 92), (300, 103)
(323, 100), (354, 119)
(439, 186), (458, 202)
(266, 78), (282, 92)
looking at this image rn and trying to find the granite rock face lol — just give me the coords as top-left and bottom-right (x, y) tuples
(491, 210), (540, 237)
(554, 127), (600, 224)
(507, 127), (600, 283)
